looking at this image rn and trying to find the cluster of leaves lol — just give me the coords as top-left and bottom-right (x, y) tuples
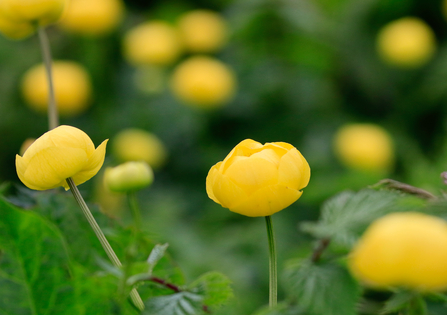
(0, 187), (233, 315)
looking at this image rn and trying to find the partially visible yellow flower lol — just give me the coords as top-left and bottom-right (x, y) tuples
(104, 161), (154, 193)
(123, 21), (182, 66)
(113, 129), (167, 169)
(0, 0), (67, 27)
(334, 123), (394, 173)
(177, 10), (228, 53)
(170, 56), (236, 109)
(16, 125), (108, 190)
(349, 212), (447, 292)
(0, 14), (34, 39)
(21, 61), (92, 117)
(377, 17), (435, 68)
(206, 139), (310, 217)
(58, 0), (124, 36)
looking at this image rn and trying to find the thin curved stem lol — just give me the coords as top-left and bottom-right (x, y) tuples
(66, 178), (145, 311)
(37, 27), (59, 130)
(265, 215), (277, 308)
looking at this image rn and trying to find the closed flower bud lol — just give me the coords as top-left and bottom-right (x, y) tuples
(21, 61), (92, 117)
(349, 212), (447, 291)
(123, 21), (182, 66)
(104, 161), (154, 193)
(0, 0), (67, 27)
(206, 139), (310, 217)
(58, 0), (124, 36)
(334, 123), (394, 173)
(112, 129), (167, 169)
(177, 10), (228, 53)
(170, 56), (236, 109)
(16, 125), (108, 190)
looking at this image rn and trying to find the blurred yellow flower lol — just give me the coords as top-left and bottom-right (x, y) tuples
(104, 161), (154, 193)
(16, 125), (108, 190)
(377, 17), (435, 68)
(22, 61), (92, 117)
(170, 56), (236, 109)
(177, 10), (228, 53)
(206, 139), (310, 217)
(59, 0), (124, 36)
(0, 0), (66, 27)
(334, 123), (394, 173)
(123, 21), (182, 66)
(113, 129), (167, 169)
(0, 14), (34, 39)
(349, 212), (447, 291)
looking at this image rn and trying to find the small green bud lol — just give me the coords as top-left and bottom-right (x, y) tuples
(104, 161), (153, 193)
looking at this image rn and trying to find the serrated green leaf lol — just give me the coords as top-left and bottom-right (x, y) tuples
(0, 197), (78, 315)
(301, 189), (424, 248)
(190, 271), (233, 308)
(284, 258), (361, 315)
(147, 243), (169, 275)
(143, 291), (204, 315)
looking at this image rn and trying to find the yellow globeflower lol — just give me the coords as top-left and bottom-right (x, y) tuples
(22, 61), (92, 117)
(177, 9), (228, 53)
(334, 123), (394, 173)
(0, 0), (67, 27)
(349, 212), (447, 291)
(206, 139), (310, 217)
(59, 0), (124, 36)
(113, 129), (167, 169)
(170, 56), (236, 108)
(377, 17), (435, 68)
(123, 21), (182, 66)
(0, 14), (34, 39)
(16, 125), (108, 190)
(104, 161), (154, 193)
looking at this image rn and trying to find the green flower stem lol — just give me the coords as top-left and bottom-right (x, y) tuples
(66, 177), (145, 311)
(127, 191), (142, 232)
(37, 27), (59, 130)
(265, 215), (277, 308)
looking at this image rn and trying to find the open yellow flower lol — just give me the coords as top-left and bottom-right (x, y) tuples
(16, 125), (108, 190)
(206, 139), (310, 217)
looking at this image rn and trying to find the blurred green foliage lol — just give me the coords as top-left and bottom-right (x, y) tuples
(3, 0), (447, 313)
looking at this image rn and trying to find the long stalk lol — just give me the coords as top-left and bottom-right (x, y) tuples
(265, 215), (277, 308)
(66, 178), (145, 311)
(37, 27), (59, 130)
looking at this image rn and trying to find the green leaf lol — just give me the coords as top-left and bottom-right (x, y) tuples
(252, 302), (306, 315)
(301, 189), (424, 248)
(190, 271), (233, 308)
(143, 291), (204, 315)
(381, 290), (415, 314)
(147, 243), (169, 275)
(0, 197), (77, 315)
(284, 258), (361, 315)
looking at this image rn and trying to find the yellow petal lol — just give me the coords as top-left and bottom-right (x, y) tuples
(210, 171), (247, 209)
(278, 148), (311, 190)
(64, 139), (108, 189)
(206, 162), (221, 204)
(230, 185), (302, 217)
(220, 139), (263, 172)
(48, 125), (95, 155)
(250, 148), (281, 167)
(22, 146), (87, 190)
(224, 156), (278, 195)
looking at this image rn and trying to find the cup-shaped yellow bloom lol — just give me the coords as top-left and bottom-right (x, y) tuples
(123, 21), (182, 66)
(349, 212), (447, 292)
(112, 129), (167, 169)
(21, 61), (92, 117)
(170, 56), (236, 109)
(104, 161), (154, 193)
(0, 0), (67, 27)
(177, 10), (228, 53)
(16, 125), (108, 190)
(58, 0), (124, 36)
(206, 139), (310, 217)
